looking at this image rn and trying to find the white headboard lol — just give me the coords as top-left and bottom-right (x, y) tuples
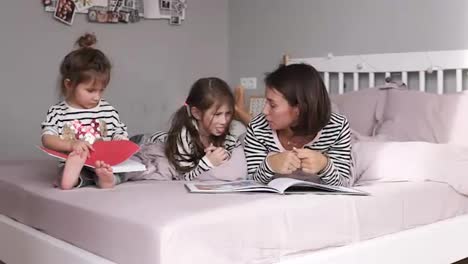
(286, 49), (468, 95)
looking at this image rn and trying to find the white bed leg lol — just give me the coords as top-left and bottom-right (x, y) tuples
(0, 215), (115, 264)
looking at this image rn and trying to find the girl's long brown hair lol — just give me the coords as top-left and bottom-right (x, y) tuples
(165, 77), (234, 173)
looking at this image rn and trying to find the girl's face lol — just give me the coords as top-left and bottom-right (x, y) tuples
(196, 102), (233, 137)
(66, 78), (107, 109)
(262, 87), (299, 131)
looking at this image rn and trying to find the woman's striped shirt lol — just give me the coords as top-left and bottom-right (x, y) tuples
(244, 113), (353, 186)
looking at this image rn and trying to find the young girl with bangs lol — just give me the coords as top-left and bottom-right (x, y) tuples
(128, 77), (247, 181)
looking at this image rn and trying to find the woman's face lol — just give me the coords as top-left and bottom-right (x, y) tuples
(262, 87), (299, 131)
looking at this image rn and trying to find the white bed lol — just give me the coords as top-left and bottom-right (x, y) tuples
(1, 160), (468, 264)
(2, 49), (468, 264)
(2, 214), (468, 264)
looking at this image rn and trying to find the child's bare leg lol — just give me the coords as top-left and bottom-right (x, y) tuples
(234, 85), (252, 125)
(234, 85), (246, 111)
(95, 161), (115, 189)
(61, 151), (86, 190)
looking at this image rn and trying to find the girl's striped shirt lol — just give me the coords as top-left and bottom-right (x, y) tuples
(149, 129), (240, 181)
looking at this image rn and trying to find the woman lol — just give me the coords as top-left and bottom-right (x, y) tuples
(241, 64), (353, 186)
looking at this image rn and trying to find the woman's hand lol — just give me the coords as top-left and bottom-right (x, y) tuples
(293, 148), (328, 174)
(267, 151), (301, 174)
(205, 144), (229, 167)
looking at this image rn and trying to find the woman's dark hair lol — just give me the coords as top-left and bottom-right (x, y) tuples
(165, 77), (235, 173)
(265, 63), (331, 136)
(59, 33), (111, 97)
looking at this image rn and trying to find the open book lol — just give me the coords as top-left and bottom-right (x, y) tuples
(39, 140), (146, 173)
(185, 178), (369, 196)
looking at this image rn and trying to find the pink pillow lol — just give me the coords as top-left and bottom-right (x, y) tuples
(353, 141), (468, 195)
(331, 89), (385, 136)
(330, 83), (405, 136)
(375, 89), (468, 146)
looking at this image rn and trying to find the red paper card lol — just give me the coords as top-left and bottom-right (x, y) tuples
(39, 140), (140, 167)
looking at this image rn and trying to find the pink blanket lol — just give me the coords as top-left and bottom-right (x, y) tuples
(124, 142), (247, 181)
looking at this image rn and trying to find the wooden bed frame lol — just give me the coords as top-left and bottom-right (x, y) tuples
(2, 49), (468, 264)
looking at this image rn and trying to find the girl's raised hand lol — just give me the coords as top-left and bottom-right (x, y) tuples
(204, 143), (217, 154)
(205, 147), (229, 167)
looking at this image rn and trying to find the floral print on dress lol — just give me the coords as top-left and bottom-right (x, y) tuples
(61, 119), (107, 144)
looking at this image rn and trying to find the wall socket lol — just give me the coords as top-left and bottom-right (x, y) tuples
(240, 77), (257, 89)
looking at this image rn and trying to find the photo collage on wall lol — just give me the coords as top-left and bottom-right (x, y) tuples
(43, 0), (187, 26)
(159, 0), (185, 25)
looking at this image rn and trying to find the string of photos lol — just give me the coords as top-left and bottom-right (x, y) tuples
(42, 0), (187, 26)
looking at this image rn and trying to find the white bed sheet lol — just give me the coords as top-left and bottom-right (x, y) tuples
(0, 160), (467, 264)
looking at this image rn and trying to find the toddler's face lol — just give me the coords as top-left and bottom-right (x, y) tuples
(67, 78), (107, 109)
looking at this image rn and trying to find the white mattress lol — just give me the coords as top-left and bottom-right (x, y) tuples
(1, 160), (467, 264)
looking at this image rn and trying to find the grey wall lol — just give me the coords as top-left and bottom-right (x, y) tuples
(1, 0), (228, 159)
(3, 0), (468, 159)
(228, 0), (468, 96)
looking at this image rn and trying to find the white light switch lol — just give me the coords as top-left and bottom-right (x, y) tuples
(240, 77), (257, 89)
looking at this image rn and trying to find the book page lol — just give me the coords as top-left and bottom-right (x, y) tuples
(39, 145), (146, 173)
(186, 180), (277, 193)
(111, 159), (146, 173)
(38, 141), (144, 173)
(39, 141), (140, 167)
(267, 178), (305, 194)
(268, 178), (369, 195)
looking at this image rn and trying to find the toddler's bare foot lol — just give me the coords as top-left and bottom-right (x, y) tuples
(61, 151), (86, 190)
(95, 161), (115, 189)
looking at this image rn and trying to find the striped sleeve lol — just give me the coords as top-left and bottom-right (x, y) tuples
(181, 156), (214, 181)
(224, 133), (241, 157)
(147, 130), (242, 181)
(41, 103), (65, 136)
(149, 131), (168, 143)
(107, 105), (128, 140)
(244, 117), (276, 184)
(181, 134), (241, 181)
(177, 129), (214, 181)
(317, 116), (352, 187)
